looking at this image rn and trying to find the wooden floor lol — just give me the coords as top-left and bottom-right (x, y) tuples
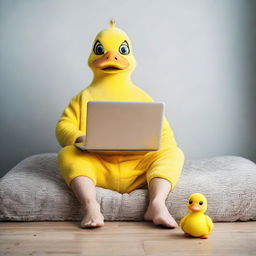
(0, 221), (256, 256)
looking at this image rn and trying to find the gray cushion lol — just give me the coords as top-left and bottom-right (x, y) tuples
(0, 153), (255, 222)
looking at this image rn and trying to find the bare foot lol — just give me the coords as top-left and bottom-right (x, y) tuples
(80, 201), (104, 228)
(144, 200), (178, 228)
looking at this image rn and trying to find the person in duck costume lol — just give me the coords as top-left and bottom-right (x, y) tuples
(56, 20), (185, 228)
(180, 193), (214, 238)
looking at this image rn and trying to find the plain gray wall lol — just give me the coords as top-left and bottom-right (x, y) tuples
(0, 0), (255, 177)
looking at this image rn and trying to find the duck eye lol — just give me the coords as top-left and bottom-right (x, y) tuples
(199, 201), (203, 205)
(189, 200), (193, 204)
(119, 43), (130, 55)
(94, 43), (104, 55)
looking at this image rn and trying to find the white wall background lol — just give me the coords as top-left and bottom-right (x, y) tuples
(0, 0), (255, 177)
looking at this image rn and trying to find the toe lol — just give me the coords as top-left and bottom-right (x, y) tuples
(154, 216), (178, 228)
(168, 219), (178, 228)
(96, 221), (104, 227)
(166, 221), (178, 228)
(168, 215), (178, 227)
(83, 221), (92, 227)
(162, 220), (177, 228)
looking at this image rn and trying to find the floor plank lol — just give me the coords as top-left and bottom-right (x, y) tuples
(0, 221), (255, 256)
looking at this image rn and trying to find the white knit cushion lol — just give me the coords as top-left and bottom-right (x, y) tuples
(0, 153), (255, 222)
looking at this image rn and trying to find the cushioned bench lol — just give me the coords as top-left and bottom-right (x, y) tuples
(0, 153), (255, 222)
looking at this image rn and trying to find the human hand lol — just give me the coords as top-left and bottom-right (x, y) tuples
(75, 135), (86, 144)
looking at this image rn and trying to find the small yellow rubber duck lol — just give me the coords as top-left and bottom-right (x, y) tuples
(179, 193), (214, 239)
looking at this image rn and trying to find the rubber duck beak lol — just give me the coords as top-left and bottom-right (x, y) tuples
(92, 51), (129, 73)
(189, 202), (202, 212)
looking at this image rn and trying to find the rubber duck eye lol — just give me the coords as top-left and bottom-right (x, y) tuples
(94, 44), (104, 55)
(199, 201), (204, 205)
(119, 43), (130, 55)
(189, 200), (193, 204)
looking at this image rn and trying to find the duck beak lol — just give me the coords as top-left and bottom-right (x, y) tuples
(189, 202), (202, 212)
(92, 51), (129, 72)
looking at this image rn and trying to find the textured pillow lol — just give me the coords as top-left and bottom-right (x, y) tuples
(0, 153), (255, 222)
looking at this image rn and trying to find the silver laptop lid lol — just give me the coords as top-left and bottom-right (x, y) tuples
(85, 101), (164, 151)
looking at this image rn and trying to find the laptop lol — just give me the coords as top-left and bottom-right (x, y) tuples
(75, 101), (164, 154)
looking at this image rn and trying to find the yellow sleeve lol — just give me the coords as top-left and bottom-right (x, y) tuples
(55, 92), (85, 147)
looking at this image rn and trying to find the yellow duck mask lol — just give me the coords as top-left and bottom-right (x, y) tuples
(88, 20), (136, 82)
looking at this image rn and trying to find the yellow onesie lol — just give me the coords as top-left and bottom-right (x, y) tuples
(56, 20), (185, 194)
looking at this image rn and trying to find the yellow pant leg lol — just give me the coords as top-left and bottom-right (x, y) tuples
(57, 145), (119, 191)
(57, 146), (184, 194)
(95, 147), (184, 194)
(111, 154), (148, 193)
(134, 147), (185, 192)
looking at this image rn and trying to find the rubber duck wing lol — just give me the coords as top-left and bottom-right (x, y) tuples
(205, 215), (214, 233)
(179, 214), (189, 229)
